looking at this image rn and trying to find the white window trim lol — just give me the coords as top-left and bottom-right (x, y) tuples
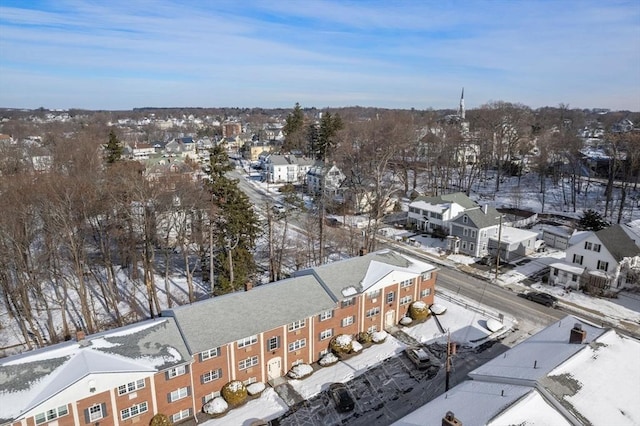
(121, 402), (148, 420)
(237, 335), (258, 348)
(288, 338), (307, 352)
(170, 386), (189, 402)
(168, 364), (186, 378)
(288, 319), (306, 332)
(88, 404), (104, 422)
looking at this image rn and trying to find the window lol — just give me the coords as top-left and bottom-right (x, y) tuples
(593, 243), (601, 252)
(288, 338), (306, 352)
(585, 241), (592, 250)
(553, 268), (558, 276)
(88, 404), (104, 422)
(200, 347), (220, 361)
(421, 272), (431, 281)
(121, 402), (148, 420)
(172, 409), (191, 423)
(572, 254), (583, 265)
(420, 288), (431, 298)
(118, 378), (145, 395)
(288, 320), (306, 332)
(237, 335), (258, 348)
(341, 316), (354, 327)
(471, 230), (476, 238)
(202, 369), (222, 384)
(244, 377), (257, 385)
(267, 336), (280, 351)
(400, 279), (413, 288)
(366, 307), (380, 317)
(35, 406), (69, 425)
(320, 329), (333, 340)
(319, 310), (333, 321)
(386, 292), (395, 303)
(367, 325), (377, 333)
(341, 297), (355, 307)
(239, 356), (259, 370)
(169, 387), (189, 402)
(202, 392), (220, 404)
(470, 243), (475, 251)
(319, 349), (329, 358)
(597, 260), (609, 272)
(463, 215), (468, 224)
(368, 289), (381, 299)
(571, 274), (578, 282)
(463, 228), (469, 237)
(167, 365), (186, 378)
(400, 296), (412, 305)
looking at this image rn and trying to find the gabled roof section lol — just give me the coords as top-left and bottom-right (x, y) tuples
(164, 274), (337, 354)
(412, 192), (478, 210)
(451, 205), (501, 229)
(596, 224), (640, 262)
(298, 250), (436, 299)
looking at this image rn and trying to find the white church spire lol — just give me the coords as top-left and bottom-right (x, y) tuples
(459, 87), (465, 120)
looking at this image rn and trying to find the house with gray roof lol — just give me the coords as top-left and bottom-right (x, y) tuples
(407, 192), (480, 235)
(551, 225), (640, 292)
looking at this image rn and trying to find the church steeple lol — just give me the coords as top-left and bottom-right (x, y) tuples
(459, 87), (465, 120)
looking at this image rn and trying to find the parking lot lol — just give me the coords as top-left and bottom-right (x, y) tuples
(273, 340), (508, 426)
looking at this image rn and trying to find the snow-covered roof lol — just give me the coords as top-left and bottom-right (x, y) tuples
(549, 262), (586, 275)
(469, 317), (605, 385)
(0, 317), (189, 423)
(490, 226), (538, 244)
(397, 316), (640, 426)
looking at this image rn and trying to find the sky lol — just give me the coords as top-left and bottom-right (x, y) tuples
(1, 0), (639, 111)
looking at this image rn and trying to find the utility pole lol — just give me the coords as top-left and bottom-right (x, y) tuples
(445, 332), (456, 391)
(494, 214), (503, 283)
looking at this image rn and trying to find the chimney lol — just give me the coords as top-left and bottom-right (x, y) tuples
(483, 204), (488, 214)
(244, 281), (253, 292)
(569, 323), (587, 344)
(76, 330), (86, 342)
(442, 411), (462, 426)
(359, 247), (367, 256)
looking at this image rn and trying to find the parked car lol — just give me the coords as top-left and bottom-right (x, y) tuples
(405, 347), (434, 369)
(526, 291), (558, 307)
(328, 383), (355, 413)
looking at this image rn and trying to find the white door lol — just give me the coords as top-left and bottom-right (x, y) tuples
(267, 357), (282, 380)
(385, 310), (395, 328)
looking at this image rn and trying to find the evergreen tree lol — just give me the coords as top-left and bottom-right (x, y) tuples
(282, 102), (305, 153)
(316, 112), (344, 161)
(104, 130), (124, 164)
(577, 209), (609, 231)
(206, 146), (260, 294)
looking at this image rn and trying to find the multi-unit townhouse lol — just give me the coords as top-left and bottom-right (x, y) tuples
(0, 250), (437, 426)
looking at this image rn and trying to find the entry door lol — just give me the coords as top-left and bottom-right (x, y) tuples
(385, 310), (395, 328)
(267, 357), (282, 380)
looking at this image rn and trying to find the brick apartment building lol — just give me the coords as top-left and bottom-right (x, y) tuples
(0, 250), (437, 426)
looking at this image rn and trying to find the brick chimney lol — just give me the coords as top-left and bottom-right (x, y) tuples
(569, 323), (586, 344)
(76, 330), (86, 342)
(442, 411), (462, 426)
(244, 281), (253, 291)
(359, 247), (367, 256)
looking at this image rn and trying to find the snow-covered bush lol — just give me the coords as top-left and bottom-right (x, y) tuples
(371, 330), (388, 343)
(351, 340), (363, 353)
(319, 352), (339, 366)
(203, 397), (228, 415)
(287, 363), (314, 379)
(408, 300), (430, 321)
(330, 334), (353, 354)
(247, 382), (266, 396)
(356, 331), (373, 344)
(221, 380), (247, 407)
(400, 316), (413, 326)
(429, 304), (447, 315)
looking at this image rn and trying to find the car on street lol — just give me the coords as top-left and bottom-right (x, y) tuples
(405, 347), (434, 369)
(525, 291), (558, 307)
(328, 383), (355, 413)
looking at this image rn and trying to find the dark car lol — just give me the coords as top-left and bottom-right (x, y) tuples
(328, 383), (355, 413)
(526, 291), (558, 307)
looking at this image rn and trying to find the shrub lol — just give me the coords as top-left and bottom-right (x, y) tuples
(287, 363), (314, 379)
(356, 331), (373, 344)
(221, 380), (248, 407)
(371, 330), (388, 343)
(319, 352), (339, 366)
(408, 301), (430, 321)
(149, 414), (173, 426)
(330, 334), (353, 354)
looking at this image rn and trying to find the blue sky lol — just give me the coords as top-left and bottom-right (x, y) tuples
(1, 1), (639, 111)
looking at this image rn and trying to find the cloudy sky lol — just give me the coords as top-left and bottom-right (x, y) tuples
(1, 1), (639, 111)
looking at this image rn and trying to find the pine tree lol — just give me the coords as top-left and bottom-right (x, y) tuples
(577, 209), (609, 231)
(206, 146), (260, 294)
(104, 130), (123, 164)
(282, 102), (306, 153)
(316, 112), (343, 161)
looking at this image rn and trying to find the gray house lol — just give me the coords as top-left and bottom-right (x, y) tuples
(447, 204), (502, 258)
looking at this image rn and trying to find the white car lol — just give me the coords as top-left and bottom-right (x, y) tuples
(405, 347), (434, 369)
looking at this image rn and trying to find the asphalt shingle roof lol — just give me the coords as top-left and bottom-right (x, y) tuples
(596, 224), (640, 262)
